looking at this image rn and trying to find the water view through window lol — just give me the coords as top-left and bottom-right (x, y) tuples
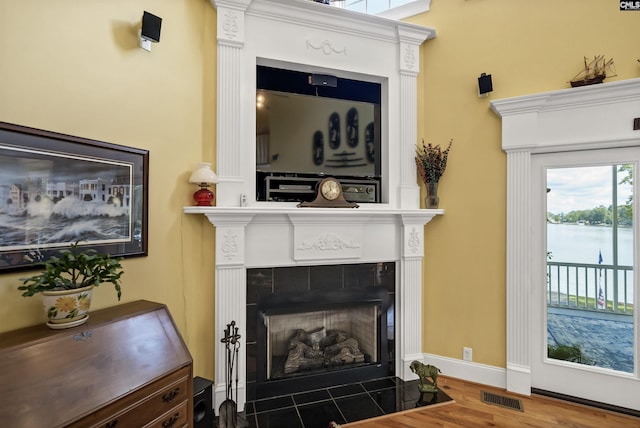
(546, 165), (634, 373)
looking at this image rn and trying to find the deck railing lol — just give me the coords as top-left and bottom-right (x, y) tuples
(547, 261), (634, 314)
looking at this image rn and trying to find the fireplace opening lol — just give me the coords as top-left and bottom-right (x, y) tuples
(267, 305), (378, 380)
(256, 287), (390, 399)
(246, 263), (396, 401)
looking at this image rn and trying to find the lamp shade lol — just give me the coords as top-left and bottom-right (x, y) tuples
(189, 162), (218, 185)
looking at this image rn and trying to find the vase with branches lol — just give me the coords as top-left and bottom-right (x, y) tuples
(415, 139), (453, 208)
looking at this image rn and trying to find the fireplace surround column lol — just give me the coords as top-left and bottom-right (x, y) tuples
(213, 0), (251, 206)
(206, 212), (255, 411)
(398, 27), (427, 208)
(398, 214), (432, 378)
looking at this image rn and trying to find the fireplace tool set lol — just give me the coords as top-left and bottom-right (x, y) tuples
(219, 321), (247, 428)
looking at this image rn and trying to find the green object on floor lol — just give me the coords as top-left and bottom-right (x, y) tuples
(410, 361), (441, 392)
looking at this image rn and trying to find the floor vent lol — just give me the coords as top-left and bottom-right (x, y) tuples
(480, 391), (524, 412)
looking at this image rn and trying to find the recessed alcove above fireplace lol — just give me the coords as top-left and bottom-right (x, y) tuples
(185, 0), (438, 412)
(255, 65), (383, 203)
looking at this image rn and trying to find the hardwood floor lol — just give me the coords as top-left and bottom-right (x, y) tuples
(342, 376), (640, 427)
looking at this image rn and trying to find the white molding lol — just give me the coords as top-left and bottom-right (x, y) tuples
(422, 353), (507, 390)
(186, 206), (443, 216)
(245, 0), (435, 45)
(491, 78), (640, 153)
(506, 363), (532, 396)
(214, 265), (248, 408)
(504, 149), (531, 395)
(491, 78), (640, 117)
(377, 0), (431, 21)
(491, 78), (640, 398)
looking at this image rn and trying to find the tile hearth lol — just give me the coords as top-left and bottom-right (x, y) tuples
(242, 376), (453, 428)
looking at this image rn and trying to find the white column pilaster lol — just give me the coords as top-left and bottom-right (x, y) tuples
(505, 149), (532, 395)
(398, 213), (439, 379)
(204, 212), (254, 411)
(397, 27), (432, 209)
(214, 1), (250, 206)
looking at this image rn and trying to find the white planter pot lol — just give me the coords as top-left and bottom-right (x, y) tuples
(41, 285), (93, 329)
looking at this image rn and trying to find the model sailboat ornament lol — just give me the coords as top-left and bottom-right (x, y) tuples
(569, 55), (616, 87)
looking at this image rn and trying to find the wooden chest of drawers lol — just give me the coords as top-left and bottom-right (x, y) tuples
(0, 300), (193, 427)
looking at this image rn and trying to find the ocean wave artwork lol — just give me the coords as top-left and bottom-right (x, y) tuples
(0, 143), (134, 252)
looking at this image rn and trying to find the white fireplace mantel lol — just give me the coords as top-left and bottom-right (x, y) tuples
(185, 206), (442, 267)
(185, 206), (442, 410)
(188, 0), (437, 411)
(186, 207), (441, 262)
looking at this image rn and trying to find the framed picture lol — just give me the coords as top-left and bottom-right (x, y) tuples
(0, 121), (149, 272)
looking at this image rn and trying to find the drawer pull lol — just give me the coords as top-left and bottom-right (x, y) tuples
(105, 420), (118, 428)
(162, 412), (180, 427)
(162, 387), (180, 402)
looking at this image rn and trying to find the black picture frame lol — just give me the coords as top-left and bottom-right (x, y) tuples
(0, 121), (149, 272)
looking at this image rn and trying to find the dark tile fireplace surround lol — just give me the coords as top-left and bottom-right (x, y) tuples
(246, 262), (396, 402)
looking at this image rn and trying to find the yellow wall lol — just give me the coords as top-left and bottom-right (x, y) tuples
(0, 0), (218, 379)
(0, 0), (638, 382)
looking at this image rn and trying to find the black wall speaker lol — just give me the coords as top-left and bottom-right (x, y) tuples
(193, 377), (213, 428)
(478, 72), (493, 96)
(141, 11), (162, 43)
(308, 73), (338, 87)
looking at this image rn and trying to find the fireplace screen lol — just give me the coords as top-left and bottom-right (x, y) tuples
(266, 306), (378, 380)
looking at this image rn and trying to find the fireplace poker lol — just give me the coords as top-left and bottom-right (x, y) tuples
(220, 321), (242, 428)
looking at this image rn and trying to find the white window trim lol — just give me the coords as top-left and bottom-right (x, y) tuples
(376, 0), (431, 20)
(332, 0), (431, 20)
(491, 78), (640, 398)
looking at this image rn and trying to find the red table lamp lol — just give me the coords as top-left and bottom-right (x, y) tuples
(189, 162), (218, 206)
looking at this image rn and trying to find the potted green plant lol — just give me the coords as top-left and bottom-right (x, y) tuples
(18, 242), (123, 328)
(415, 138), (453, 209)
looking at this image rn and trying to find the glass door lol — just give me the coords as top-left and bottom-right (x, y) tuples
(532, 149), (639, 411)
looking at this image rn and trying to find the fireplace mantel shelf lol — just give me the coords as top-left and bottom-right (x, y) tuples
(184, 206), (444, 215)
(184, 205), (444, 222)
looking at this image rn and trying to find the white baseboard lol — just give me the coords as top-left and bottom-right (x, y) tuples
(421, 353), (508, 391)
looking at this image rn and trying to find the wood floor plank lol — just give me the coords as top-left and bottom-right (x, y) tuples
(342, 376), (640, 427)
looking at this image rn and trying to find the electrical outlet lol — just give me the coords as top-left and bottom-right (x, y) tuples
(463, 347), (473, 361)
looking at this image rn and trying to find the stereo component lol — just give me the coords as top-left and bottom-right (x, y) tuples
(342, 183), (377, 203)
(262, 173), (380, 203)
